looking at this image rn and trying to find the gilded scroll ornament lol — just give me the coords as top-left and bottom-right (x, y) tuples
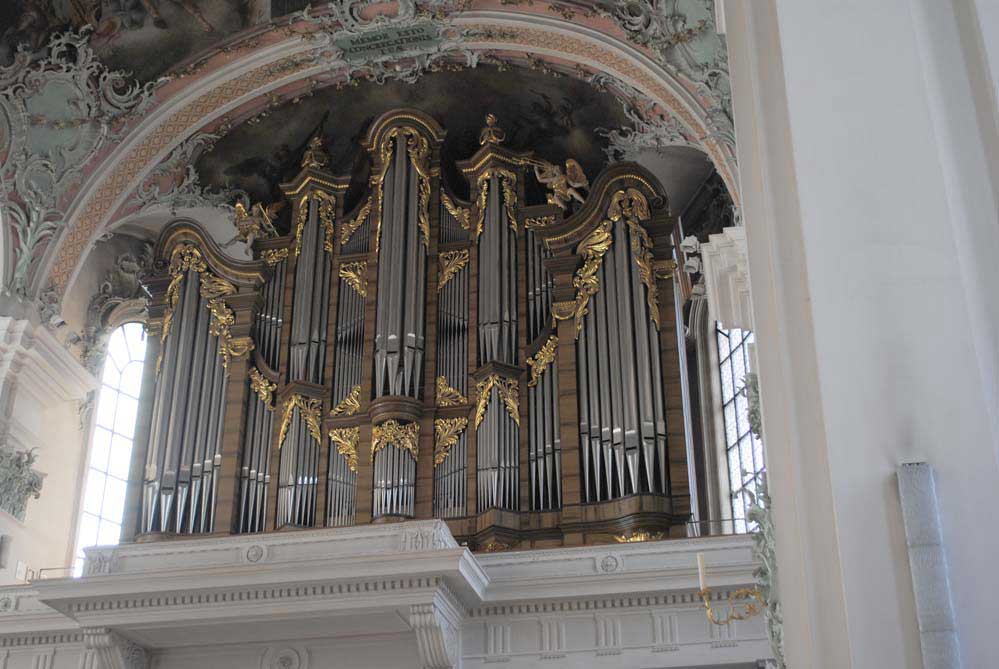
(278, 394), (324, 449)
(339, 262), (368, 297)
(249, 367), (277, 408)
(653, 258), (678, 279)
(550, 189), (653, 338)
(474, 374), (520, 429)
(261, 247), (289, 266)
(525, 215), (556, 229)
(628, 219), (660, 329)
(328, 427), (360, 472)
(570, 218), (613, 336)
(340, 195), (372, 246)
(434, 417), (468, 467)
(441, 192), (470, 230)
(314, 191), (337, 253)
(293, 194), (309, 256)
(301, 134), (329, 170)
(473, 168), (519, 238)
(436, 376), (467, 407)
(201, 275), (254, 371)
(159, 245), (207, 371)
(371, 420), (420, 462)
(373, 127), (433, 251)
(437, 250), (469, 293)
(330, 385), (362, 417)
(526, 336), (558, 387)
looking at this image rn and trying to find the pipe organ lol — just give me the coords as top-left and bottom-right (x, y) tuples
(127, 109), (692, 550)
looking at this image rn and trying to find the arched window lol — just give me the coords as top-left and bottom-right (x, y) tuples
(715, 324), (765, 532)
(72, 322), (147, 575)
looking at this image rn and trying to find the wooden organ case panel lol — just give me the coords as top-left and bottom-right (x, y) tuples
(126, 110), (691, 550)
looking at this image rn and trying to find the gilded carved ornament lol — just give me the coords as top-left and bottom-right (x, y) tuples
(293, 194), (309, 256)
(371, 419), (420, 462)
(526, 335), (558, 387)
(434, 417), (468, 467)
(437, 250), (469, 292)
(249, 367), (278, 408)
(436, 376), (467, 407)
(261, 248), (289, 266)
(158, 244), (253, 373)
(330, 385), (362, 417)
(278, 395), (324, 449)
(339, 261), (368, 297)
(328, 427), (360, 472)
(479, 113), (506, 145)
(340, 195), (373, 246)
(315, 191), (337, 253)
(440, 192), (471, 230)
(373, 127), (433, 252)
(473, 168), (518, 239)
(474, 374), (520, 429)
(550, 188), (655, 337)
(525, 215), (556, 229)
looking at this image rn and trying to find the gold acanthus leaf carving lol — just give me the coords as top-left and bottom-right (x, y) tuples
(372, 127), (433, 252)
(526, 336), (558, 387)
(441, 192), (470, 230)
(330, 385), (361, 417)
(158, 244), (207, 373)
(340, 195), (372, 246)
(627, 218), (660, 329)
(339, 261), (368, 297)
(615, 530), (667, 543)
(293, 193), (309, 256)
(249, 367), (277, 409)
(525, 215), (556, 229)
(278, 394), (324, 449)
(434, 417), (468, 467)
(261, 247), (289, 266)
(314, 190), (336, 253)
(550, 188), (653, 338)
(437, 250), (469, 293)
(328, 426), (360, 472)
(473, 168), (518, 239)
(474, 374), (520, 429)
(371, 419), (420, 462)
(436, 376), (467, 407)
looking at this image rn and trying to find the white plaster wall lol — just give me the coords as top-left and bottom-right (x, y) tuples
(0, 393), (86, 584)
(726, 0), (999, 666)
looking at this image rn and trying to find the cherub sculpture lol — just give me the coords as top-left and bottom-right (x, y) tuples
(223, 201), (284, 248)
(533, 158), (589, 211)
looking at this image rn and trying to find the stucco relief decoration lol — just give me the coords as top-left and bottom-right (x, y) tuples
(597, 0), (734, 155)
(293, 0), (509, 86)
(0, 447), (43, 521)
(0, 28), (155, 298)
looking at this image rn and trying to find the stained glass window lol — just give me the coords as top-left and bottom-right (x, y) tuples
(73, 323), (146, 576)
(715, 324), (765, 533)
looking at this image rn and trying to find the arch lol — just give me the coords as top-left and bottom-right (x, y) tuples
(38, 8), (736, 306)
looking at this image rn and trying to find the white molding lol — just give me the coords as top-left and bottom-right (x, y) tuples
(699, 226), (754, 332)
(0, 317), (96, 407)
(0, 522), (768, 667)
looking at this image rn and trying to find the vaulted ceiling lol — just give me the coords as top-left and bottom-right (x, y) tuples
(0, 0), (735, 342)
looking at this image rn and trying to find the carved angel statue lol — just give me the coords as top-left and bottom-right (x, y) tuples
(533, 158), (589, 211)
(223, 201), (284, 248)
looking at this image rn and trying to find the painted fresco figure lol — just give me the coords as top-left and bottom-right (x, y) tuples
(137, 0), (215, 31)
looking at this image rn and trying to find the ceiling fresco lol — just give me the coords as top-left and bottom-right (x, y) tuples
(196, 65), (632, 207)
(0, 0), (262, 82)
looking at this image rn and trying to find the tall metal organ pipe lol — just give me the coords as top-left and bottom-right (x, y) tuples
(577, 220), (669, 502)
(373, 136), (428, 399)
(143, 266), (228, 534)
(289, 196), (332, 385)
(475, 172), (520, 511)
